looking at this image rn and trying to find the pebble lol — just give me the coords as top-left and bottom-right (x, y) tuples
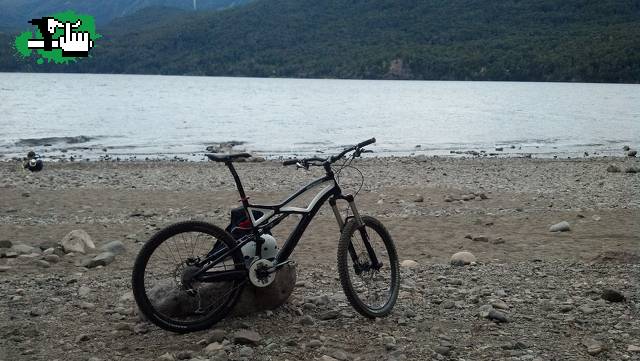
(582, 337), (604, 355)
(175, 350), (193, 360)
(78, 286), (91, 297)
(487, 309), (509, 323)
(450, 251), (476, 266)
(628, 345), (640, 352)
(36, 260), (51, 268)
(549, 221), (571, 232)
(307, 339), (322, 348)
(606, 164), (621, 173)
(158, 353), (175, 361)
(400, 259), (419, 268)
(318, 310), (340, 320)
(601, 289), (625, 302)
(434, 345), (451, 356)
(0, 240), (12, 248)
(207, 329), (227, 343)
(204, 342), (224, 355)
(413, 195), (424, 202)
(578, 305), (595, 314)
(43, 254), (60, 263)
(238, 346), (253, 357)
(472, 236), (489, 242)
(0, 265), (11, 272)
(300, 315), (315, 326)
(75, 334), (90, 343)
(319, 356), (338, 361)
(559, 304), (574, 313)
(330, 349), (348, 360)
(233, 330), (261, 345)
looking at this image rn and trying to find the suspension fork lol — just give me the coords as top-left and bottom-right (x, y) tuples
(330, 196), (382, 271)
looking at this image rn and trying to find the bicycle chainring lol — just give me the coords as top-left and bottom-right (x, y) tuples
(248, 259), (276, 288)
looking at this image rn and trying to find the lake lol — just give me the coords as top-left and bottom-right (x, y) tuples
(1, 73), (638, 161)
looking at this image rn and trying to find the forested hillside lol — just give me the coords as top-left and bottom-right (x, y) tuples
(2, 0), (639, 82)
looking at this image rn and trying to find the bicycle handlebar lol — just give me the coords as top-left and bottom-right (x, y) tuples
(283, 138), (376, 167)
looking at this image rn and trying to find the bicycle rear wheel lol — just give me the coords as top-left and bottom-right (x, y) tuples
(337, 215), (400, 318)
(132, 221), (246, 333)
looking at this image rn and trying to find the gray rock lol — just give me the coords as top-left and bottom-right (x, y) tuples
(207, 329), (227, 343)
(601, 289), (625, 302)
(83, 252), (115, 268)
(99, 240), (126, 255)
(43, 254), (60, 263)
(487, 309), (508, 323)
(0, 265), (11, 272)
(175, 350), (193, 360)
(318, 310), (340, 320)
(11, 244), (36, 255)
(549, 221), (571, 232)
(0, 240), (12, 248)
(330, 349), (348, 361)
(413, 195), (424, 202)
(35, 260), (50, 268)
(204, 342), (224, 355)
(38, 240), (58, 250)
(60, 230), (95, 254)
(434, 346), (451, 356)
(627, 150), (637, 157)
(78, 286), (91, 297)
(606, 164), (621, 173)
(238, 346), (253, 357)
(627, 345), (640, 353)
(300, 315), (315, 326)
(231, 263), (297, 316)
(450, 251), (476, 266)
(625, 166), (639, 173)
(400, 259), (419, 268)
(582, 337), (604, 355)
(559, 304), (574, 313)
(623, 145), (630, 151)
(472, 236), (489, 242)
(307, 339), (322, 348)
(578, 305), (595, 314)
(233, 330), (261, 345)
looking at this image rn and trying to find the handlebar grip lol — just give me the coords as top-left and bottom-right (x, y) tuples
(283, 159), (299, 166)
(357, 137), (376, 148)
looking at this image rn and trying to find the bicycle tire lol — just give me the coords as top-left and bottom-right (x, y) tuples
(337, 215), (400, 318)
(132, 221), (246, 333)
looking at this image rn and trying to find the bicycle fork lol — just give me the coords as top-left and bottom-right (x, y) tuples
(330, 196), (382, 274)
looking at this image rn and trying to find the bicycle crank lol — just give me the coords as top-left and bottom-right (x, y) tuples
(248, 259), (276, 287)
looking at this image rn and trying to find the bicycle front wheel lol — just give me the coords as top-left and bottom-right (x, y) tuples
(132, 221), (246, 333)
(337, 215), (400, 318)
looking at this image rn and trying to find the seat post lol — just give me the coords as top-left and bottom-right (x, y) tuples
(225, 161), (249, 207)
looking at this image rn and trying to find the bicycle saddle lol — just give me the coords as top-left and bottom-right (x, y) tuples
(206, 153), (252, 162)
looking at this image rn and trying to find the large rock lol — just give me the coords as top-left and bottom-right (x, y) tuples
(99, 241), (126, 255)
(10, 244), (36, 255)
(83, 252), (116, 268)
(60, 230), (95, 254)
(146, 263), (297, 318)
(450, 251), (476, 266)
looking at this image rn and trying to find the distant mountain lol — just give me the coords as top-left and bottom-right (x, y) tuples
(0, 0), (251, 27)
(2, 0), (639, 82)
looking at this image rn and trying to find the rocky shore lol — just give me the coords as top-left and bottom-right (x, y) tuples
(0, 156), (638, 361)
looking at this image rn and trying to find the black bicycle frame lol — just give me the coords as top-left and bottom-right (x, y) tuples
(194, 160), (380, 281)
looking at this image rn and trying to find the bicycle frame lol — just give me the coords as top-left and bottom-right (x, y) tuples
(193, 160), (366, 281)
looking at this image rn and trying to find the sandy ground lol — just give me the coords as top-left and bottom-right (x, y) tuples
(0, 156), (639, 361)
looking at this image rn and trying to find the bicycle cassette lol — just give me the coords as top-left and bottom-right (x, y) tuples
(248, 259), (276, 288)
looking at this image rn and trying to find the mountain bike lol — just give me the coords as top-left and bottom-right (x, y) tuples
(131, 138), (400, 333)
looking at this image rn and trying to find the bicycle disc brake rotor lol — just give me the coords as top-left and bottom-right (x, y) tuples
(248, 259), (275, 288)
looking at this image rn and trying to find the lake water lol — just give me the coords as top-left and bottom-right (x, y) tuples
(1, 73), (638, 161)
